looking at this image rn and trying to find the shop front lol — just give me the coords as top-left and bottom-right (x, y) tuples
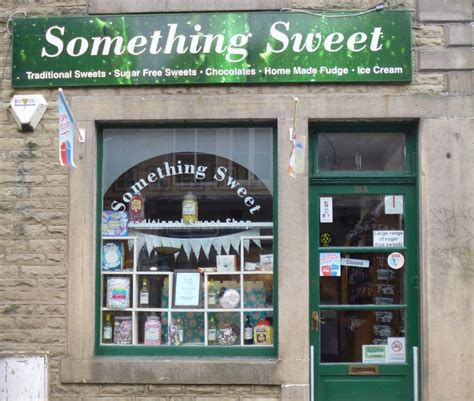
(2, 1), (472, 401)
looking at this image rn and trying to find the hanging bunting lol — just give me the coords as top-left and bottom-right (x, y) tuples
(130, 230), (261, 260)
(182, 240), (192, 259)
(230, 235), (241, 254)
(191, 240), (202, 259)
(212, 238), (222, 256)
(243, 239), (251, 253)
(201, 238), (213, 258)
(221, 236), (232, 255)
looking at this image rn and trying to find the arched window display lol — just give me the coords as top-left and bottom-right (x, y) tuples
(98, 127), (276, 355)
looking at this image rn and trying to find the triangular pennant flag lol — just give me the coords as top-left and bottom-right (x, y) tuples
(243, 239), (251, 253)
(221, 236), (232, 255)
(182, 240), (192, 260)
(201, 238), (213, 259)
(212, 238), (222, 255)
(230, 234), (241, 254)
(190, 239), (202, 259)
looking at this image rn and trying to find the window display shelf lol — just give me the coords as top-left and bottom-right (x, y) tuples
(100, 232), (274, 347)
(205, 271), (273, 275)
(102, 271), (133, 275)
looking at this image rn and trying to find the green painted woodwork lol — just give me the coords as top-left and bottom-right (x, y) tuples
(95, 124), (278, 357)
(12, 11), (411, 87)
(309, 122), (420, 401)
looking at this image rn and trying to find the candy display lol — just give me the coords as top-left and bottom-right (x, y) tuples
(113, 316), (132, 344)
(102, 242), (123, 271)
(254, 320), (273, 345)
(100, 233), (274, 347)
(102, 211), (128, 237)
(144, 314), (162, 345)
(106, 277), (130, 309)
(218, 288), (240, 309)
(182, 192), (198, 224)
(218, 323), (237, 346)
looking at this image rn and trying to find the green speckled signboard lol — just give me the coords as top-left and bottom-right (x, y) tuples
(12, 11), (411, 87)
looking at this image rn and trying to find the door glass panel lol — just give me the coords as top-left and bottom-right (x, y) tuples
(320, 252), (405, 305)
(320, 310), (406, 363)
(319, 195), (405, 247)
(317, 133), (406, 171)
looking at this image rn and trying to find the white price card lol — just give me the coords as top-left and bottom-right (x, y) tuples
(320, 197), (333, 223)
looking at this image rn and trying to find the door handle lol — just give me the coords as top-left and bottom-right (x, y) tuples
(312, 311), (318, 331)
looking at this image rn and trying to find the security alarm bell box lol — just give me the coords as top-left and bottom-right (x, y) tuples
(9, 95), (48, 132)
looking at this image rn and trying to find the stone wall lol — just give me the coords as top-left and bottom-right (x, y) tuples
(0, 0), (472, 401)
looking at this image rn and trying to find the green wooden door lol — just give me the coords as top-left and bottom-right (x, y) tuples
(309, 124), (420, 401)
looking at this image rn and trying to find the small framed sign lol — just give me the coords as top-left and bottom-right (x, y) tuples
(173, 271), (203, 308)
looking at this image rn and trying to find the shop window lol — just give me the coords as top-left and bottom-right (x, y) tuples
(97, 126), (276, 356)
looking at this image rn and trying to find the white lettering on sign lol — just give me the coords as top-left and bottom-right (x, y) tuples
(111, 163), (261, 215)
(41, 23), (252, 63)
(373, 230), (404, 247)
(266, 22), (383, 54)
(40, 22), (384, 64)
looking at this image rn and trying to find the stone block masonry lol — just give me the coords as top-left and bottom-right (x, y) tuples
(0, 1), (472, 401)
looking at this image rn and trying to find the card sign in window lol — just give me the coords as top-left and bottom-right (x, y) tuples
(373, 231), (404, 247)
(384, 195), (404, 215)
(320, 197), (333, 223)
(320, 252), (341, 277)
(363, 344), (387, 363)
(387, 337), (406, 363)
(174, 272), (201, 307)
(341, 258), (370, 268)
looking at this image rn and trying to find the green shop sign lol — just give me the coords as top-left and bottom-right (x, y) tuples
(12, 11), (411, 87)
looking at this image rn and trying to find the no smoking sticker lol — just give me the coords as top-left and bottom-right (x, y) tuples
(388, 252), (405, 270)
(388, 337), (406, 363)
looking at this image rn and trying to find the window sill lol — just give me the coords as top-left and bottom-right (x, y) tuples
(60, 357), (281, 384)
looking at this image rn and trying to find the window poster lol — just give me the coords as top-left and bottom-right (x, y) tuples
(320, 252), (341, 277)
(173, 272), (202, 307)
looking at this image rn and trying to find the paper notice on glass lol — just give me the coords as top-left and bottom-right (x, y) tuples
(384, 195), (404, 214)
(373, 231), (404, 247)
(320, 252), (341, 277)
(362, 344), (387, 363)
(388, 337), (406, 363)
(320, 197), (333, 223)
(174, 272), (201, 307)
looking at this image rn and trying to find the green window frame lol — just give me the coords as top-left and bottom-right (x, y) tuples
(95, 123), (278, 357)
